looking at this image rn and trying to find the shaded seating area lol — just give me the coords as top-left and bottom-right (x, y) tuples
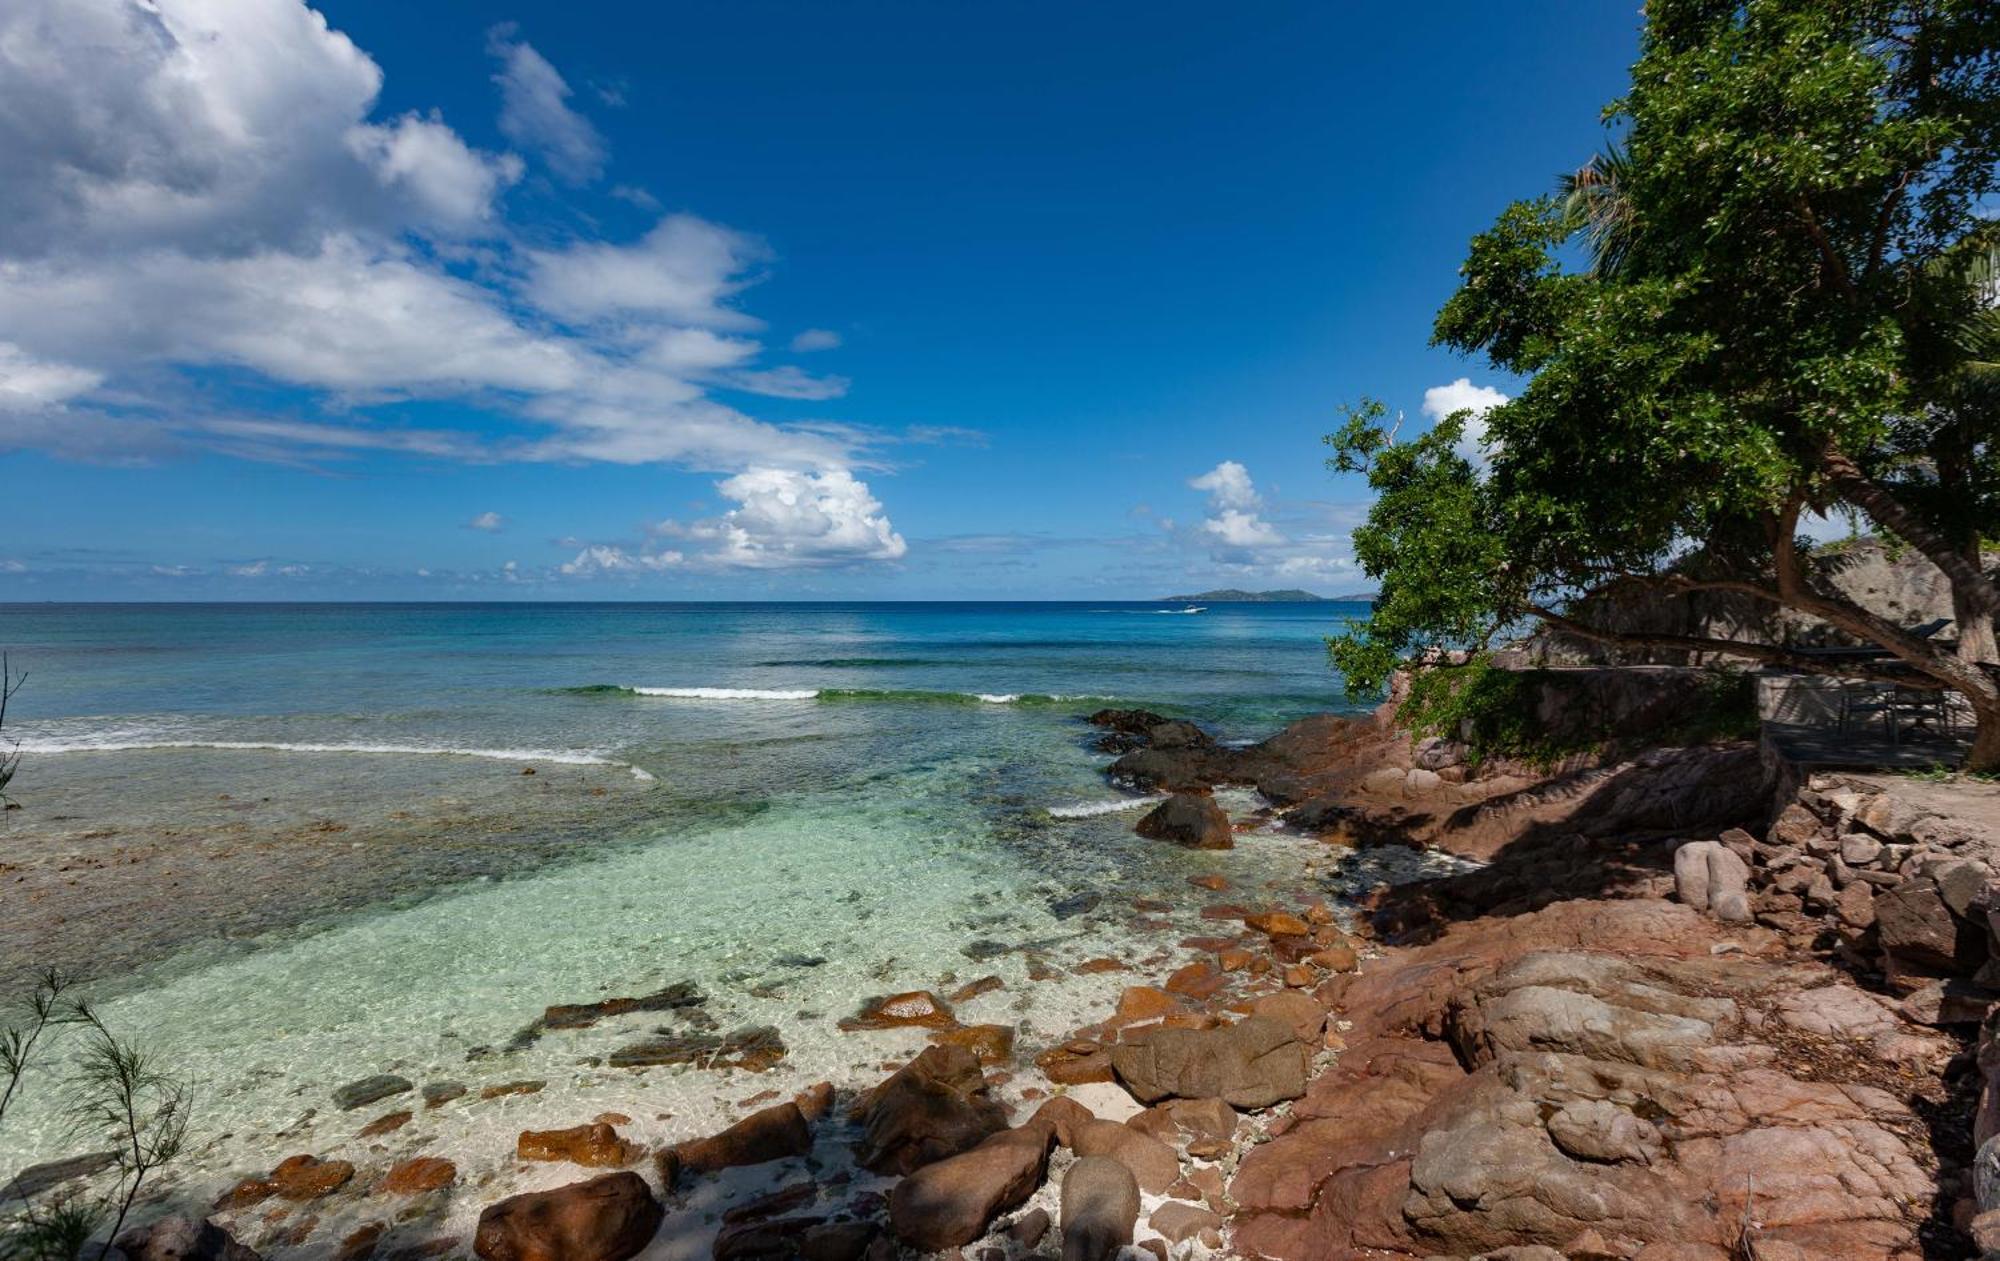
(1761, 617), (1981, 768)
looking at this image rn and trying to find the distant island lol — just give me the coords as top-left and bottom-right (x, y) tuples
(1159, 588), (1329, 603)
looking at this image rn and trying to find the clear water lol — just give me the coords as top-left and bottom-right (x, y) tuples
(0, 601), (1375, 1240)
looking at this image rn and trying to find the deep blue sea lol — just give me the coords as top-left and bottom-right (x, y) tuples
(0, 601), (1391, 1214)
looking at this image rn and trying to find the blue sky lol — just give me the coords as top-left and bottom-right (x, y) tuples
(0, 0), (1641, 600)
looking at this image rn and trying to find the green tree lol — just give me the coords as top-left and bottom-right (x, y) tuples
(1331, 0), (2000, 769)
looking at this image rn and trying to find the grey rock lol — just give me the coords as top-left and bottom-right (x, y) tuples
(1841, 832), (1884, 866)
(115, 1217), (262, 1261)
(1109, 1015), (1308, 1110)
(1545, 1100), (1663, 1164)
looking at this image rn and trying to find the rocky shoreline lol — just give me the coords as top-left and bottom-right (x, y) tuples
(27, 694), (2000, 1261)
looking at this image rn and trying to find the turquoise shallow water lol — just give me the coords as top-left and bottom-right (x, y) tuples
(0, 601), (1383, 1221)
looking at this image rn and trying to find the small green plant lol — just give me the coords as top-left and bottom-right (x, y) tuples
(1, 971), (193, 1261)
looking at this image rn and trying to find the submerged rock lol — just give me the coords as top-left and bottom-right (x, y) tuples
(837, 991), (957, 1031)
(473, 1172), (661, 1261)
(1134, 794), (1233, 850)
(333, 1074), (413, 1111)
(605, 1024), (785, 1072)
(517, 1123), (640, 1169)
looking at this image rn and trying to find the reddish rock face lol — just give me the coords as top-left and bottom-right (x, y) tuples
(379, 1157), (456, 1196)
(672, 1102), (813, 1175)
(517, 1123), (639, 1169)
(472, 1172), (661, 1261)
(838, 991), (958, 1031)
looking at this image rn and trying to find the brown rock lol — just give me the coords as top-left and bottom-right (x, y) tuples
(1189, 874), (1231, 892)
(1035, 1044), (1115, 1086)
(1164, 961), (1226, 1000)
(1149, 1201), (1223, 1243)
(1006, 1207), (1050, 1247)
(1110, 1016), (1311, 1109)
(1309, 942), (1358, 973)
(517, 1124), (639, 1169)
(479, 1081), (546, 1100)
(798, 1221), (875, 1261)
(472, 1172), (661, 1261)
(1116, 986), (1180, 1023)
(1135, 793), (1234, 849)
(854, 1045), (1007, 1175)
(269, 1155), (354, 1201)
(1028, 1096), (1096, 1149)
(337, 1223), (385, 1261)
(794, 1081), (836, 1123)
(947, 975), (1005, 1002)
(379, 1157), (456, 1196)
(1217, 947), (1254, 972)
(1072, 958), (1128, 975)
(673, 1102), (812, 1175)
(1245, 911), (1312, 937)
(888, 1127), (1052, 1251)
(1251, 991), (1327, 1043)
(358, 1111), (412, 1138)
(1073, 1118), (1180, 1193)
(1059, 1156), (1140, 1261)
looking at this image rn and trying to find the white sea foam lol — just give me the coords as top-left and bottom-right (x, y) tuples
(630, 686), (822, 700)
(1047, 795), (1168, 819)
(17, 737), (654, 779)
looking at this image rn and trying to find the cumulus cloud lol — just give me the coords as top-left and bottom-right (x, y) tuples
(664, 468), (906, 569)
(487, 25), (605, 184)
(1422, 378), (1509, 464)
(1189, 460), (1283, 561)
(1189, 461), (1260, 511)
(790, 328), (842, 352)
(559, 544), (682, 576)
(467, 511), (504, 531)
(0, 0), (885, 492)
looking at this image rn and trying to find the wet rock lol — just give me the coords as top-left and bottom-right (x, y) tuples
(480, 1080), (546, 1100)
(335, 1223), (385, 1261)
(1049, 892), (1102, 920)
(472, 1172), (661, 1261)
(1134, 794), (1233, 850)
(837, 991), (957, 1032)
(334, 1075), (413, 1111)
(513, 983), (706, 1049)
(357, 1110), (411, 1138)
(517, 1123), (640, 1169)
(855, 1045), (1008, 1175)
(946, 975), (1004, 1003)
(1109, 1015), (1309, 1109)
(379, 1157), (456, 1196)
(420, 1082), (466, 1109)
(1059, 1156), (1139, 1261)
(116, 1217), (263, 1261)
(606, 1024), (786, 1072)
(888, 1126), (1053, 1251)
(928, 1023), (1016, 1065)
(1244, 910), (1311, 937)
(268, 1155), (355, 1201)
(673, 1102), (813, 1175)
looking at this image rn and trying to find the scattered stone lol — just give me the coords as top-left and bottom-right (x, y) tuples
(334, 1075), (413, 1111)
(1006, 1207), (1050, 1248)
(421, 1082), (466, 1109)
(1149, 1201), (1223, 1244)
(1244, 910), (1312, 937)
(336, 1223), (385, 1261)
(269, 1155), (355, 1201)
(1189, 875), (1230, 892)
(947, 975), (1004, 1003)
(479, 1080), (546, 1100)
(357, 1111), (412, 1138)
(929, 1023), (1016, 1065)
(1072, 1118), (1179, 1193)
(1059, 1156), (1139, 1261)
(1, 1152), (116, 1202)
(1673, 840), (1751, 922)
(1049, 892), (1102, 920)
(472, 1172), (661, 1261)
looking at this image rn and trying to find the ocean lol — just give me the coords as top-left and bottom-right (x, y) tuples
(0, 600), (1409, 1238)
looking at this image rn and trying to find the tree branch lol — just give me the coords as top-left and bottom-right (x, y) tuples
(1797, 199), (1860, 301)
(1527, 606), (1936, 687)
(1824, 446), (2000, 619)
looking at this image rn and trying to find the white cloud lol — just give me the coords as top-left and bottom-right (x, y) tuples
(661, 468), (906, 569)
(487, 25), (605, 184)
(0, 342), (102, 410)
(790, 328), (842, 353)
(1202, 508), (1282, 549)
(527, 214), (764, 328)
(0, 0), (879, 485)
(1422, 378), (1509, 464)
(468, 511), (504, 531)
(1188, 460), (1260, 510)
(559, 544), (681, 576)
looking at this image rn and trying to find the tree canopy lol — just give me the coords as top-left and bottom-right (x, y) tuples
(1330, 0), (2000, 767)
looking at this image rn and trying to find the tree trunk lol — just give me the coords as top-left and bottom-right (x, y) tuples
(1970, 698), (2000, 774)
(1955, 540), (1998, 666)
